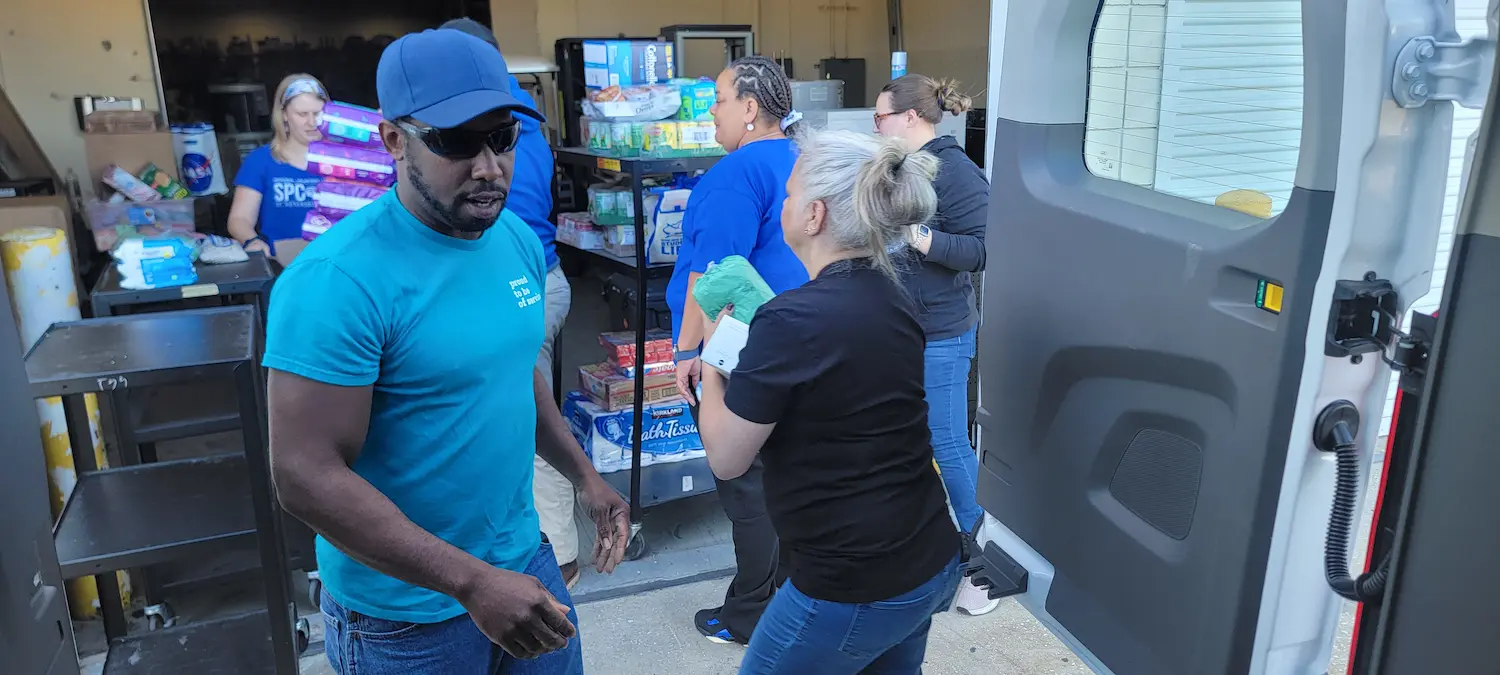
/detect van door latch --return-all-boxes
[1392,35,1495,109]
[1324,275,1429,378]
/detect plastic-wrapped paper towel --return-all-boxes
[314,179,388,220]
[307,141,396,186]
[319,102,385,150]
[171,123,230,196]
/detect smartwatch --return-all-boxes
[674,347,701,362]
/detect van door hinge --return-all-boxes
[1325,275,1430,380]
[1392,35,1495,109]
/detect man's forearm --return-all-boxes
[534,368,596,486]
[279,461,492,601]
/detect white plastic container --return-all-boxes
[171,123,229,196]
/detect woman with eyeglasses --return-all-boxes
[873,74,995,617]
[695,130,961,674]
[228,73,329,260]
[666,54,810,647]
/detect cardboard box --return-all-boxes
[583,40,675,89]
[83,132,178,198]
[578,362,679,411]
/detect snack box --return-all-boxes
[563,392,704,475]
[599,329,673,366]
[556,212,605,250]
[578,362,679,411]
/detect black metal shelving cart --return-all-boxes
[553,147,723,560]
[85,252,317,633]
[24,305,304,674]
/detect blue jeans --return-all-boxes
[320,541,583,675]
[926,327,983,532]
[738,554,961,674]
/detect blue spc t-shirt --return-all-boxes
[263,191,545,624]
[505,76,559,271]
[667,137,808,344]
[234,145,321,243]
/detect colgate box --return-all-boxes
[578,362,678,411]
[563,392,705,474]
[599,329,673,369]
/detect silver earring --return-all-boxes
[746,123,755,131]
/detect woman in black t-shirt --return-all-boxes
[695,129,962,674]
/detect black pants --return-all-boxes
[691,403,784,640]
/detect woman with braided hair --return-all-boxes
[666,54,809,645]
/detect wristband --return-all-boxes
[674,348,701,362]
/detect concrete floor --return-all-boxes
[73,271,1374,674]
[288,580,1357,675]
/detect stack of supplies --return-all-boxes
[580,72,725,159]
[302,102,395,241]
[562,393,705,475]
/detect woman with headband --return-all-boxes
[666,54,808,646]
[227,73,329,260]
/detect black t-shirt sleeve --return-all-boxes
[724,307,808,425]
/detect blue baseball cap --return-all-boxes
[376,29,543,128]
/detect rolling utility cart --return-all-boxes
[85,252,317,633]
[554,147,722,560]
[25,305,305,674]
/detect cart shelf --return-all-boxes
[54,454,256,579]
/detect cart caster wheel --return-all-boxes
[624,532,648,561]
[308,576,323,610]
[296,617,311,655]
[142,603,176,632]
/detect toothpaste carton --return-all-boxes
[563,392,704,474]
[583,40,675,89]
[578,362,679,411]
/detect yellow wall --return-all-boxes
[0,0,159,197]
[902,0,990,99]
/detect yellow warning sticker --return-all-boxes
[180,283,221,299]
[596,157,622,172]
[1256,280,1284,314]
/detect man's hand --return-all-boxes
[457,566,576,660]
[243,238,270,255]
[577,476,630,573]
[674,357,701,405]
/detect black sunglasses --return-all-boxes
[399,119,521,159]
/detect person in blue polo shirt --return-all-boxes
[440,16,587,593]
[666,54,809,646]
[263,29,629,674]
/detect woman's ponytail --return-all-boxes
[796,130,939,285]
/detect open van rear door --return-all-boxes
[973,0,1477,673]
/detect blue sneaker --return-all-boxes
[694,607,745,645]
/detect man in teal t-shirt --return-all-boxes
[263,29,628,674]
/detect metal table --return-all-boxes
[25,306,303,674]
[553,147,723,559]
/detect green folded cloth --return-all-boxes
[692,255,776,324]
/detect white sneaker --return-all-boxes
[954,575,1001,616]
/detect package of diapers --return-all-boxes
[314,179,388,220]
[319,102,385,150]
[301,211,335,241]
[562,392,704,474]
[307,141,396,187]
